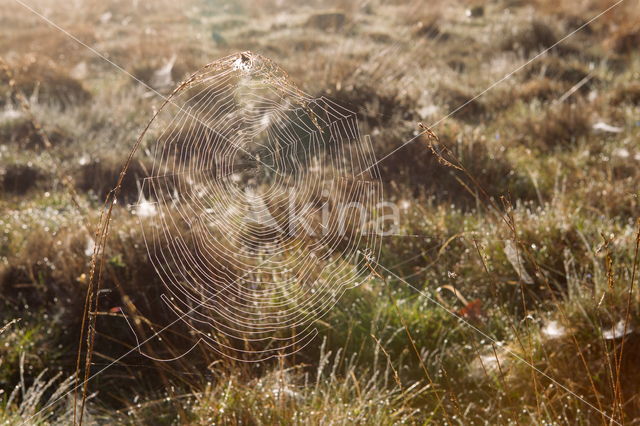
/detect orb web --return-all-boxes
[135,52,383,361]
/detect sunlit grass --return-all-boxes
[1,0,640,423]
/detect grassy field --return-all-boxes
[1,0,640,424]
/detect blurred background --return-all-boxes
[1,0,640,423]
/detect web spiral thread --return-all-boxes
[134,52,383,361]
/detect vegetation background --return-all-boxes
[1,0,639,424]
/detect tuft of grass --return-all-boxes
[518,101,592,150]
[1,57,91,108]
[501,19,558,56]
[125,339,431,425]
[1,0,640,423]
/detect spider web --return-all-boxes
[132,52,383,361]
